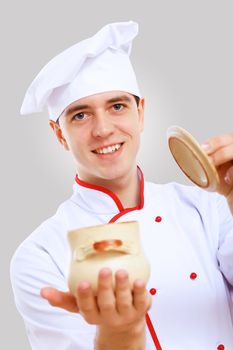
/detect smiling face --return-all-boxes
[50,91,144,186]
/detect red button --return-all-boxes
[217,345,225,350]
[150,288,157,295]
[155,216,162,222]
[190,272,197,280]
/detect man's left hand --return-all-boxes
[202,133,233,215]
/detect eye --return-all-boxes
[112,103,124,111]
[72,112,87,121]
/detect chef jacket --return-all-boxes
[10,169,233,350]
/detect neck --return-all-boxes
[78,166,141,208]
[106,168,140,208]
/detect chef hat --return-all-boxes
[20,21,141,121]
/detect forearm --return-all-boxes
[94,320,146,350]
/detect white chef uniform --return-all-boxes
[10,168,233,350]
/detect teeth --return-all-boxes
[95,143,122,154]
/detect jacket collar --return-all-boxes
[71,167,145,215]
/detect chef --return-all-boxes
[10,21,233,350]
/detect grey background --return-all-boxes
[1,0,232,348]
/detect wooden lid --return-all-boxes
[167,126,219,191]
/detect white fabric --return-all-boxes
[10,177,233,349]
[20,21,141,121]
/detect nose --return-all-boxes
[92,113,115,138]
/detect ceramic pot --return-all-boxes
[67,221,150,296]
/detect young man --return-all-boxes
[11,21,233,350]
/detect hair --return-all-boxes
[133,95,140,106]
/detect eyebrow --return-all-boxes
[64,94,132,116]
[64,104,89,117]
[107,95,132,104]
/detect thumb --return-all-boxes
[224,164,233,185]
[41,287,79,313]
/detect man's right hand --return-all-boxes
[41,268,151,349]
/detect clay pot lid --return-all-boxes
[167,125,219,192]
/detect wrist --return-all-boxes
[95,319,146,350]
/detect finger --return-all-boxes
[202,133,233,155]
[115,269,133,315]
[133,280,151,313]
[40,287,79,313]
[208,145,233,167]
[225,164,233,186]
[97,268,117,319]
[76,282,100,324]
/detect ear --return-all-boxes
[137,98,145,132]
[49,120,69,150]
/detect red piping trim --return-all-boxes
[75,176,124,212]
[75,166,144,214]
[146,313,162,350]
[109,207,139,223]
[137,166,144,209]
[109,168,144,223]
